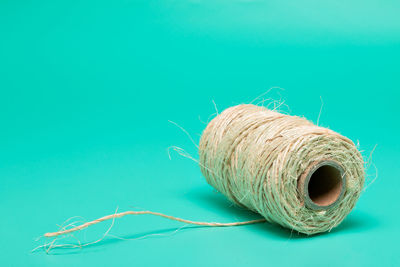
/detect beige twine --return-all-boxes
[40,103,365,248]
[43,211,266,237]
[199,104,364,234]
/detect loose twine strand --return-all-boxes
[44,211,266,238]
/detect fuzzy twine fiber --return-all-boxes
[199,104,365,234]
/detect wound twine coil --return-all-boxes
[199,104,364,234]
[40,103,365,247]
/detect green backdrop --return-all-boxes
[1,1,399,266]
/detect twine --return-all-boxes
[40,103,365,247]
[199,104,364,234]
[43,211,266,237]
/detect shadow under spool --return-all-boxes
[298,160,346,210]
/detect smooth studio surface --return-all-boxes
[0,1,399,266]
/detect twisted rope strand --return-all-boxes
[44,211,266,237]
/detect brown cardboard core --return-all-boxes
[298,160,346,210]
[307,165,343,206]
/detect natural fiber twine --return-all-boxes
[199,104,365,234]
[37,103,366,252]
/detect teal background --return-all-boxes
[1,1,399,266]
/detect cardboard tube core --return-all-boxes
[298,161,345,210]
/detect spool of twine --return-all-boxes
[39,103,365,251]
[199,104,364,234]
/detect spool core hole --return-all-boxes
[307,165,343,206]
